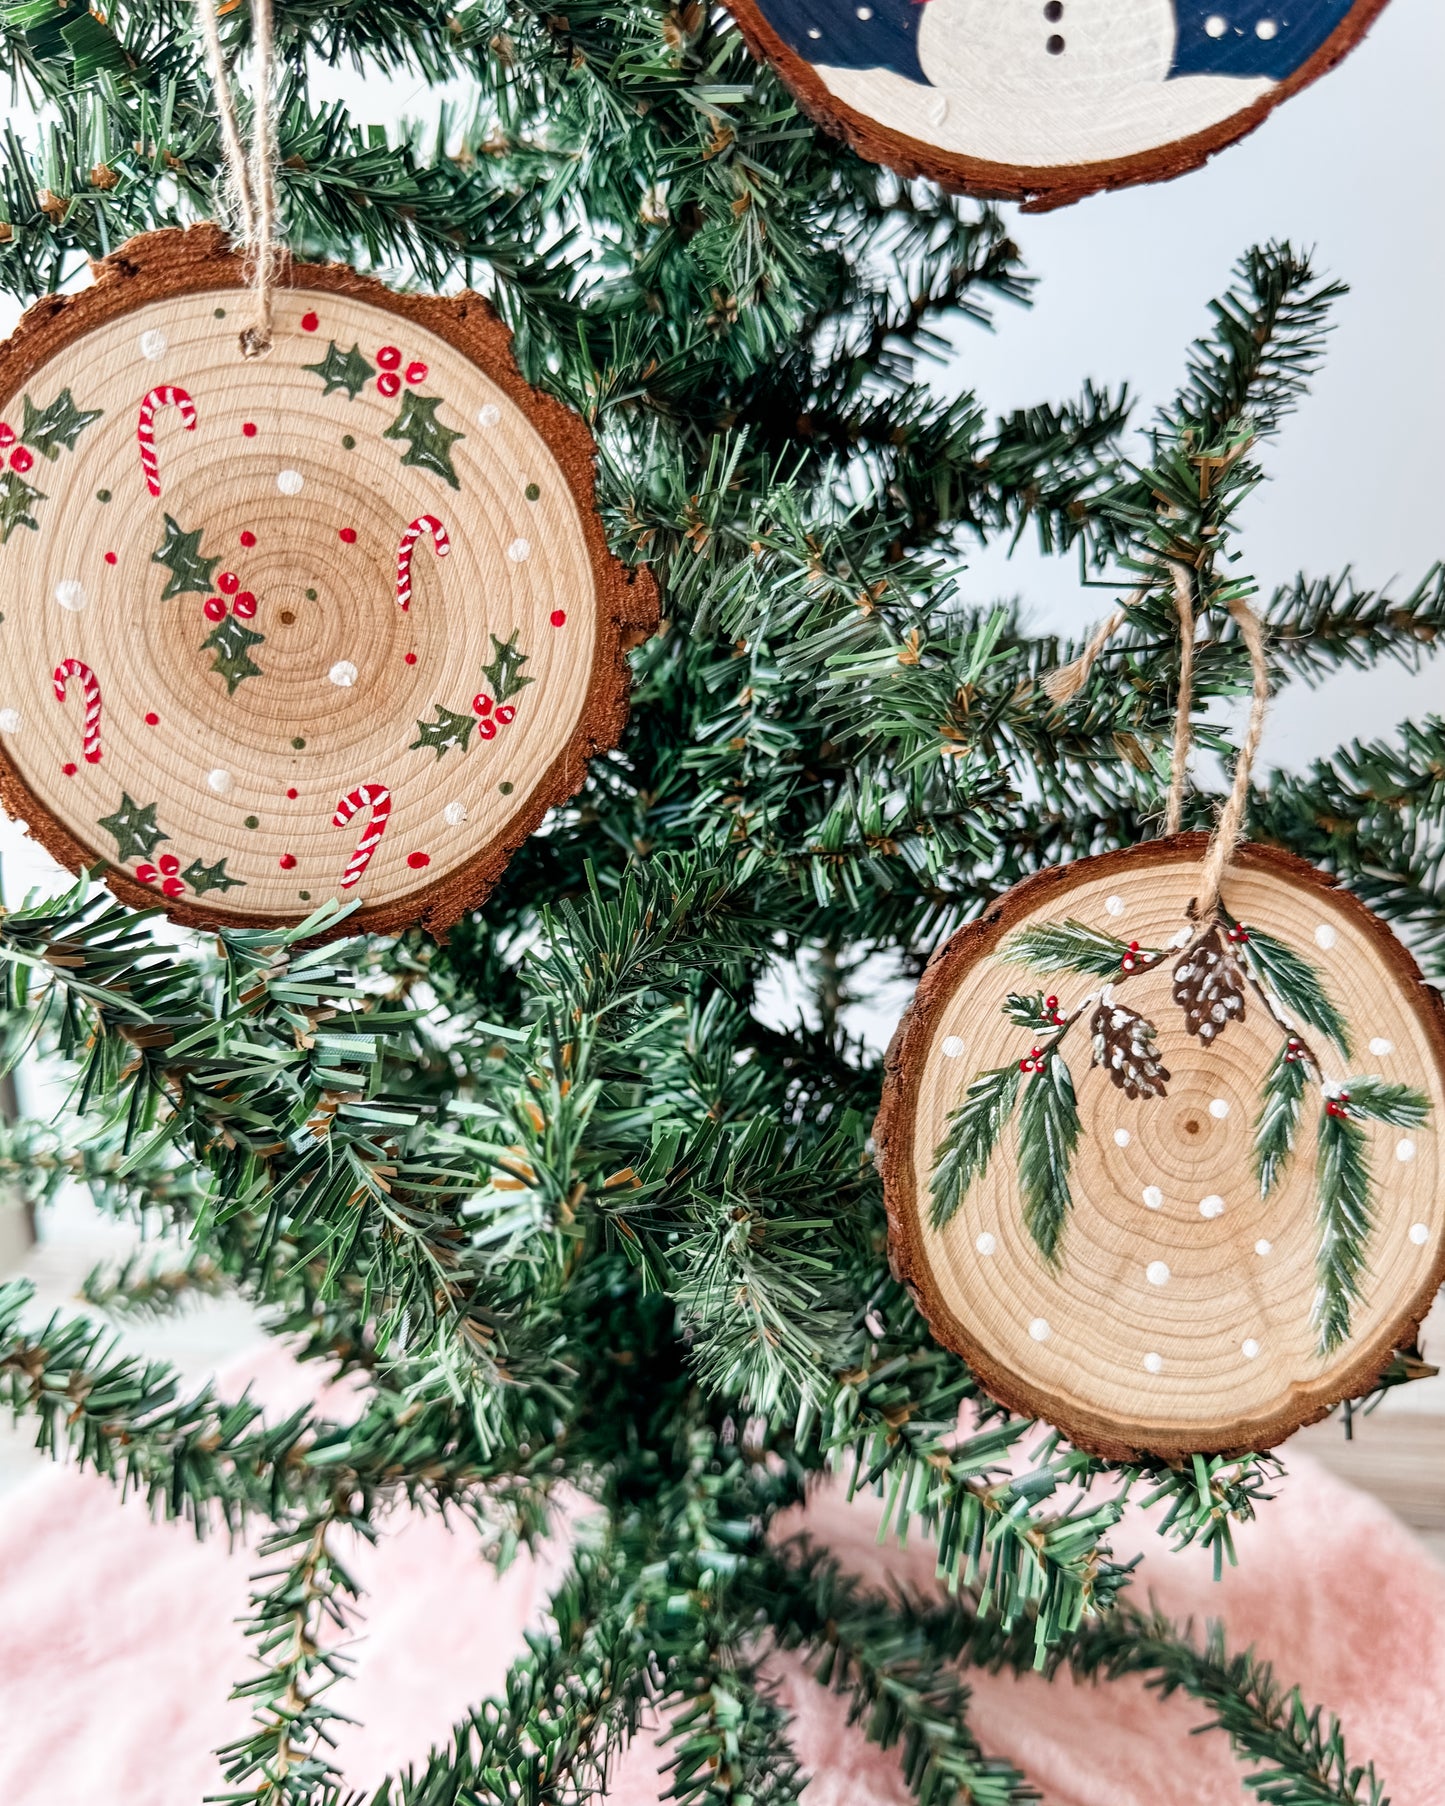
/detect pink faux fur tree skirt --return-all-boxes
[0,1340,1441,1804]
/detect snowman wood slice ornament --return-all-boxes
[876,836,1445,1459]
[0,225,657,936]
[726,0,1389,207]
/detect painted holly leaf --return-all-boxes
[0,468,45,543]
[20,388,103,459]
[1235,922,1351,1060]
[482,631,533,704]
[1089,1000,1169,1100]
[930,1062,1021,1230]
[383,392,464,489]
[1017,1050,1080,1265]
[98,792,166,862]
[303,340,374,401]
[153,514,221,599]
[182,855,245,895]
[410,703,475,759]
[1172,924,1246,1045]
[1313,1105,1371,1356]
[203,614,265,693]
[1004,920,1158,981]
[1255,1043,1307,1197]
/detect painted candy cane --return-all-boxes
[136,385,197,498]
[395,514,450,610]
[332,783,391,888]
[52,659,102,764]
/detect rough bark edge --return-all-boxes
[0,223,659,943]
[723,0,1391,210]
[874,833,1445,1460]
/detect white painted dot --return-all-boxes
[443,800,467,827]
[54,578,87,612]
[277,468,304,495]
[1028,1317,1050,1342]
[1104,894,1125,917]
[139,327,168,360]
[855,5,872,16]
[1169,926,1193,948]
[1242,1338,1261,1360]
[477,404,501,427]
[1143,1352,1163,1374]
[1396,1139,1417,1164]
[807,24,820,35]
[1208,1098,1230,1119]
[329,660,358,687]
[206,768,232,794]
[1314,923,1337,951]
[1369,1038,1394,1057]
[506,537,531,562]
[1409,1223,1430,1246]
[1113,1128,1131,1148]
[1255,16,1277,37]
[1146,1260,1170,1287]
[975,1232,997,1256]
[1199,1194,1225,1219]
[1255,1239,1272,1256]
[1143,1185,1163,1211]
[941,1035,965,1059]
[0,709,20,734]
[1205,13,1227,35]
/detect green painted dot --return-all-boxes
[304,588,317,601]
[244,815,259,829]
[298,890,311,900]
[96,488,111,503]
[291,736,306,750]
[341,434,355,450]
[524,482,540,502]
[498,781,514,795]
[213,307,226,319]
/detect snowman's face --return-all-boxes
[730,0,1375,201]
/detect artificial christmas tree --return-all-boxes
[0,0,1439,1800]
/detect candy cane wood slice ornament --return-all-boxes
[724,0,1390,209]
[0,225,658,937]
[875,836,1445,1460]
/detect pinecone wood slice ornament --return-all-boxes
[723,0,1390,209]
[0,226,658,937]
[876,834,1445,1459]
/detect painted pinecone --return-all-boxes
[1089,1000,1171,1099]
[1172,925,1247,1043]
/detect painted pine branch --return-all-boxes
[929,1064,1021,1229]
[1255,1043,1308,1197]
[1312,1108,1373,1356]
[1237,925,1351,1059]
[1003,919,1157,981]
[1017,1053,1081,1265]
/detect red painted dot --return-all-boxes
[405,360,428,385]
[144,711,159,726]
[376,371,401,398]
[279,853,297,870]
[495,704,516,727]
[472,692,493,717]
[61,761,77,777]
[301,311,320,332]
[240,530,256,547]
[218,571,239,594]
[338,527,357,544]
[158,854,180,876]
[285,787,298,800]
[477,718,498,741]
[135,863,158,884]
[232,591,257,618]
[406,851,431,869]
[403,651,417,665]
[104,551,118,566]
[376,345,401,370]
[242,422,257,438]
[550,609,566,627]
[203,597,226,621]
[162,876,185,898]
[10,447,32,472]
[0,423,13,447]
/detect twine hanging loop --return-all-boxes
[195,0,278,357]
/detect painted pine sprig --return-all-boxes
[1231,919,1351,1059]
[1017,1050,1081,1264]
[930,1063,1021,1229]
[1006,920,1165,981]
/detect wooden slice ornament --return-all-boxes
[877,835,1445,1458]
[0,226,657,936]
[725,0,1389,208]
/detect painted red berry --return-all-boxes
[477,718,498,741]
[104,551,118,566]
[1044,995,1057,1010]
[472,693,494,717]
[377,371,401,398]
[144,711,159,726]
[0,423,12,447]
[495,704,516,727]
[279,853,297,870]
[135,863,158,884]
[242,422,258,437]
[203,597,226,621]
[301,311,320,332]
[1122,957,1136,972]
[406,851,431,869]
[338,527,357,544]
[1019,1057,1032,1073]
[61,761,77,777]
[232,591,257,618]
[158,854,180,876]
[376,345,401,370]
[404,360,427,385]
[10,447,32,472]
[240,530,257,547]
[162,876,185,898]
[218,571,239,594]
[550,609,567,627]
[404,651,417,665]
[286,787,298,800]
